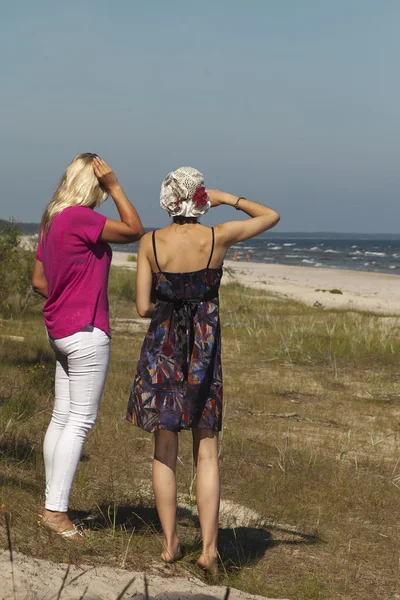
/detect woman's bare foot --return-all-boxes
[198,551,218,579]
[161,537,183,563]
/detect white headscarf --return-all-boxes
[160,166,211,218]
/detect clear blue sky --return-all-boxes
[1,0,399,232]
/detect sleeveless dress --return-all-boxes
[126,228,223,433]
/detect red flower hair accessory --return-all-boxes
[192,186,208,208]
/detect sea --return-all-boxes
[114,232,400,275]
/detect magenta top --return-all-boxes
[36,206,112,339]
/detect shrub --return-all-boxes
[0,220,41,316]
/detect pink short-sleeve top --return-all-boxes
[36,206,112,339]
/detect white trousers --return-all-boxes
[44,326,110,512]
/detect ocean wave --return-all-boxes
[309,246,320,251]
[365,251,386,257]
[314,262,324,267]
[350,251,363,255]
[268,246,282,250]
[351,245,358,248]
[302,259,315,264]
[324,249,340,254]
[283,243,296,246]
[285,254,304,258]
[389,265,398,269]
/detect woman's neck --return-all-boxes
[172,216,198,225]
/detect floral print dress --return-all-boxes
[127,229,223,433]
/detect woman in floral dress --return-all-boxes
[127,167,280,573]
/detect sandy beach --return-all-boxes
[112,251,400,315]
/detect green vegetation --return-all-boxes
[1,270,400,599]
[0,220,41,316]
[108,267,136,303]
[127,254,137,263]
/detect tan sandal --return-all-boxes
[38,515,85,541]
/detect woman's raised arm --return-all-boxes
[210,190,280,247]
[93,157,144,244]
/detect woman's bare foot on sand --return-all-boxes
[161,536,183,563]
[198,551,218,579]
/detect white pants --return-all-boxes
[44,326,110,512]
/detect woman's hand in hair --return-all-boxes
[93,157,119,192]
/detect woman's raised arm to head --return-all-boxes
[93,157,145,244]
[210,190,280,248]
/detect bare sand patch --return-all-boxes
[0,549,289,600]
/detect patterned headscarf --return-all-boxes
[160,166,211,218]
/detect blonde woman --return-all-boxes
[32,154,144,538]
[127,167,280,573]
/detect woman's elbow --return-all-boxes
[136,302,150,318]
[270,211,280,227]
[32,277,42,293]
[32,281,47,297]
[126,225,145,243]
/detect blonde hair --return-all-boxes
[40,153,108,234]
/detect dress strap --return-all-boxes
[206,227,215,269]
[152,231,161,272]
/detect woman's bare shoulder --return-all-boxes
[139,231,153,243]
[138,231,154,255]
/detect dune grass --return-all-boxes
[1,267,400,599]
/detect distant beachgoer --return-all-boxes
[232,249,239,261]
[32,154,144,539]
[127,167,280,574]
[246,252,252,262]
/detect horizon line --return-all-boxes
[1,219,399,237]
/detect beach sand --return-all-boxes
[0,549,287,600]
[112,251,400,315]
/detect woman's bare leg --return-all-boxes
[192,429,220,569]
[153,430,181,561]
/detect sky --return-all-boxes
[0,0,399,233]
